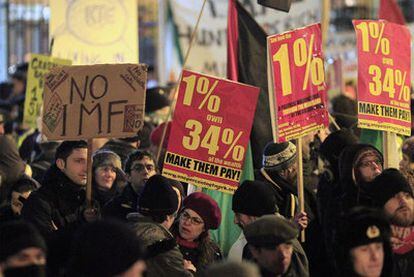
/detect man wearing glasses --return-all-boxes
[103,150,157,220]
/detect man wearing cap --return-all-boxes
[0,221,47,277]
[244,214,303,277]
[128,174,194,276]
[370,168,414,276]
[230,180,309,276]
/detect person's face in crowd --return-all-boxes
[250,243,293,275]
[356,153,382,182]
[234,213,256,230]
[127,157,156,190]
[11,78,25,95]
[399,154,413,172]
[384,192,414,227]
[350,242,384,277]
[279,164,297,185]
[57,148,88,186]
[94,166,116,191]
[1,247,46,269]
[0,122,4,135]
[179,209,205,241]
[11,190,32,215]
[119,260,146,277]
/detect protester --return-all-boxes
[334,207,393,277]
[0,175,38,222]
[338,144,383,213]
[92,150,125,208]
[399,136,414,191]
[0,221,47,277]
[244,214,302,277]
[128,174,194,276]
[67,220,146,277]
[103,150,157,220]
[171,192,222,270]
[370,168,414,276]
[230,180,309,276]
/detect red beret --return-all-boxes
[150,121,171,148]
[183,192,221,230]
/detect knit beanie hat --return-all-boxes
[183,192,221,230]
[262,141,296,171]
[92,150,125,179]
[68,220,144,277]
[370,168,413,207]
[0,221,46,262]
[139,175,179,216]
[402,137,414,162]
[232,180,279,217]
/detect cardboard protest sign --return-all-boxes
[42,64,147,140]
[267,23,329,142]
[49,0,138,64]
[354,20,411,136]
[162,70,259,193]
[23,54,72,129]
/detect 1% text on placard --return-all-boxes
[272,34,325,96]
[179,74,245,162]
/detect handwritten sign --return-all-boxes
[23,54,71,129]
[162,70,259,193]
[354,20,411,136]
[42,64,147,140]
[267,23,329,142]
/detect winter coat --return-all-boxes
[103,183,139,221]
[128,213,193,277]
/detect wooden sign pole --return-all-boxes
[86,138,93,206]
[296,137,305,242]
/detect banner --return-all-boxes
[23,54,71,129]
[162,70,259,193]
[167,0,320,78]
[49,0,138,65]
[354,20,411,136]
[42,64,147,140]
[267,23,329,142]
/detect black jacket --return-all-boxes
[103,183,139,221]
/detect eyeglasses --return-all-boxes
[131,164,155,172]
[180,211,204,225]
[359,159,382,168]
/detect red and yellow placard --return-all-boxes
[267,23,329,142]
[354,20,411,136]
[162,70,259,193]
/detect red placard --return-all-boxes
[267,23,329,142]
[162,70,259,193]
[354,20,411,136]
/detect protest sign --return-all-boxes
[162,70,259,193]
[23,54,71,129]
[267,23,329,142]
[49,0,138,64]
[42,64,147,140]
[354,20,411,136]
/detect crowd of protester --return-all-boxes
[0,64,414,277]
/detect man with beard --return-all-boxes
[370,168,414,277]
[229,180,309,276]
[103,150,157,220]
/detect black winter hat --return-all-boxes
[370,168,413,207]
[139,175,179,216]
[232,180,278,216]
[262,141,296,171]
[67,220,144,277]
[0,221,46,262]
[319,129,358,165]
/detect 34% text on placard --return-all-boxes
[180,74,245,162]
[272,34,325,96]
[355,21,410,101]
